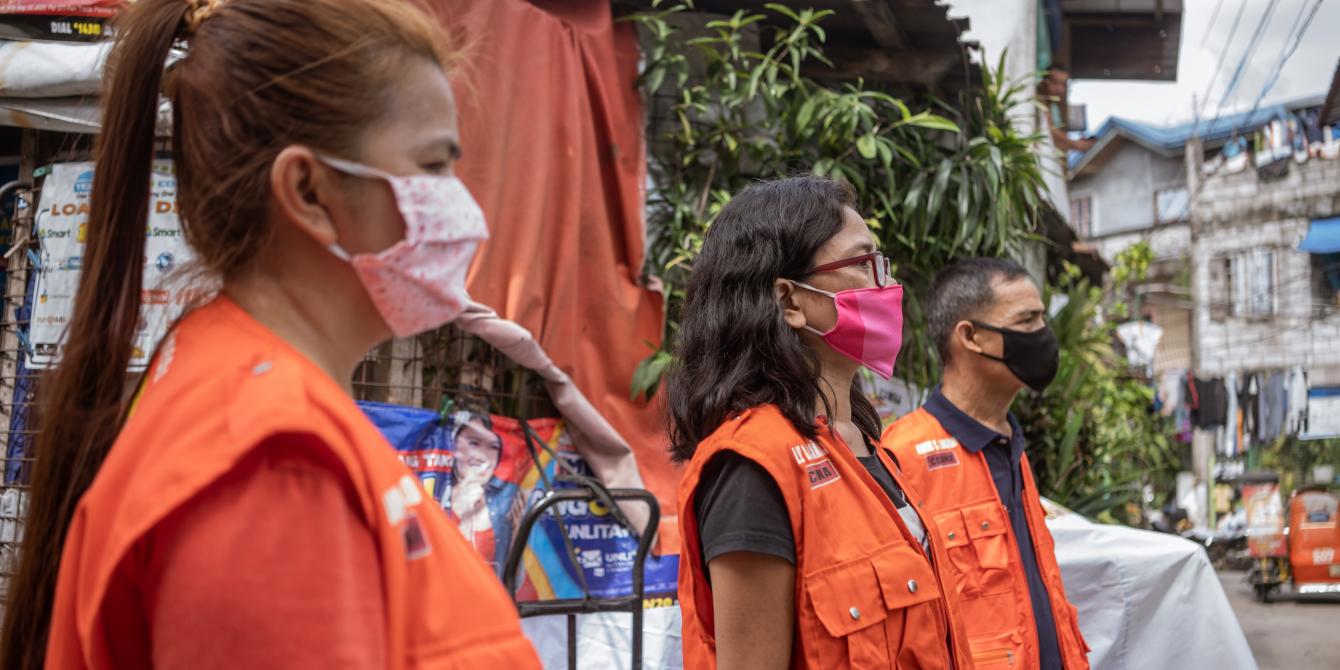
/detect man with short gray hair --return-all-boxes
[883,258,1090,670]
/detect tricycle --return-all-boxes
[1241,472,1288,602]
[1287,485,1340,597]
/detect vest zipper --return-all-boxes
[974,647,1016,667]
[970,449,1039,668]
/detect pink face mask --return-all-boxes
[795,282,905,379]
[319,156,488,338]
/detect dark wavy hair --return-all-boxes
[667,175,882,461]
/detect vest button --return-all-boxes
[907,579,918,593]
[981,521,990,530]
[947,531,957,540]
[849,607,860,620]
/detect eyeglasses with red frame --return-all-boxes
[805,252,896,288]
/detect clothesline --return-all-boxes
[1155,366,1310,457]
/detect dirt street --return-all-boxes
[1217,570,1340,669]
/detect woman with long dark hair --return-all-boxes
[668,176,971,669]
[0,0,538,667]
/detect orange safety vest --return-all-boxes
[882,409,1090,670]
[677,405,974,669]
[45,297,540,669]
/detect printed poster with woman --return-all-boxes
[359,401,679,600]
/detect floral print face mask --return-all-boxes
[319,155,488,338]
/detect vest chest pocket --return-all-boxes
[933,509,976,595]
[804,543,941,669]
[961,501,1014,595]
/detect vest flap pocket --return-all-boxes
[870,542,940,609]
[934,509,969,548]
[970,630,1025,669]
[963,501,1008,540]
[805,554,890,637]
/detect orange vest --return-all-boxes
[45,298,540,669]
[882,409,1090,670]
[677,405,974,669]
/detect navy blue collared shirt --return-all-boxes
[923,387,1063,670]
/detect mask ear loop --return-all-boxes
[316,154,394,181]
[966,320,1008,362]
[788,280,837,337]
[314,155,393,261]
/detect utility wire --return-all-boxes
[1195,0,1251,136]
[1201,0,1229,50]
[1203,0,1286,139]
[1236,0,1325,134]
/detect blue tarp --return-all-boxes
[1299,217,1340,254]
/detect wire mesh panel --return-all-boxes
[354,326,558,420]
[0,179,37,606]
[0,129,52,606]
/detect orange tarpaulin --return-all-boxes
[438,0,678,550]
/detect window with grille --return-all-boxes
[1070,194,1093,239]
[1226,249,1276,317]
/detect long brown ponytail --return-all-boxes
[0,0,452,665]
[1,2,189,665]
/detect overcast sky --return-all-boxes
[1069,0,1340,131]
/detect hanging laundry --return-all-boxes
[1159,370,1185,418]
[1239,374,1259,447]
[1178,372,1199,442]
[1257,372,1289,443]
[1286,367,1309,435]
[1221,372,1240,457]
[1236,406,1245,457]
[1116,320,1164,374]
[1193,376,1228,429]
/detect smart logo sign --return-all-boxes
[28,161,196,371]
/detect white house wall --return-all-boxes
[1071,141,1186,237]
[948,0,1073,230]
[1091,221,1191,265]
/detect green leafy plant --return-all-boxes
[1015,245,1181,523]
[628,1,1047,399]
[1259,436,1340,493]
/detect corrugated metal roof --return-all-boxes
[1069,93,1328,175]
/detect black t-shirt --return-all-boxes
[693,448,925,578]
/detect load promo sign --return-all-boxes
[0,1,122,42]
[30,161,195,371]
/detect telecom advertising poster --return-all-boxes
[29,160,195,371]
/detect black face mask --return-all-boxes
[970,321,1059,392]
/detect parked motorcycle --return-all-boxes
[1242,472,1288,602]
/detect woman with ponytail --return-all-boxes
[0,0,540,667]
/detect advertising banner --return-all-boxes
[29,160,195,371]
[1243,481,1287,558]
[0,1,121,42]
[358,401,679,601]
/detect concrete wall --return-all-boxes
[947,0,1037,133]
[1192,157,1340,378]
[1091,221,1190,265]
[947,1,1072,224]
[1150,301,1193,373]
[1070,141,1185,237]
